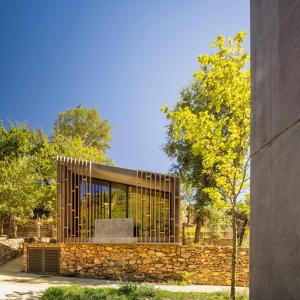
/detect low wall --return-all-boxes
[3,220,54,238]
[25,243,248,286]
[0,238,24,266]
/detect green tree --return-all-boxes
[0,156,39,237]
[33,105,113,217]
[0,122,38,233]
[163,32,250,300]
[53,104,112,153]
[0,122,33,161]
[163,84,215,243]
[0,105,113,233]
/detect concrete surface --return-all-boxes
[250,0,300,299]
[93,218,136,243]
[0,257,248,299]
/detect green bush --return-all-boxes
[118,282,160,300]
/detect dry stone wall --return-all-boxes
[58,243,248,286]
[0,238,24,266]
[3,221,54,238]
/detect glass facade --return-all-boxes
[83,179,174,242]
[90,180,110,237]
[111,183,127,219]
[127,187,171,242]
[57,157,179,244]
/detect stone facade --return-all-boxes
[0,238,24,266]
[25,243,248,286]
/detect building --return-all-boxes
[56,156,180,244]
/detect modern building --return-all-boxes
[56,156,180,244]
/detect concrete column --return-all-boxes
[250,1,300,299]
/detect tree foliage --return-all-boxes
[0,105,113,230]
[53,104,112,152]
[163,79,217,243]
[163,32,250,300]
[0,157,38,221]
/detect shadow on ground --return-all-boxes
[4,290,43,300]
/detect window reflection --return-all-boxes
[111,183,127,219]
[87,179,173,241]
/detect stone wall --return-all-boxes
[24,243,248,286]
[3,220,54,238]
[0,238,24,266]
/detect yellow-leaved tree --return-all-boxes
[163,32,250,300]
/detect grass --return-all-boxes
[41,283,249,300]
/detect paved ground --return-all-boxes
[0,257,248,299]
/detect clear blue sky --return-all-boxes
[0,1,249,173]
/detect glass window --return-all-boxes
[128,186,171,242]
[111,183,127,219]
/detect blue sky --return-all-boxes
[0,1,249,172]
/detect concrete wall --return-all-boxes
[250,1,300,299]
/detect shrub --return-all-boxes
[118,282,161,300]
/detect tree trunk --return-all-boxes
[194,216,202,244]
[0,218,3,235]
[12,216,17,238]
[238,219,248,247]
[182,223,186,245]
[187,205,191,224]
[231,208,237,300]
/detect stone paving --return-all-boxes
[0,257,248,299]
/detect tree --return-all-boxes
[53,104,112,153]
[34,106,113,218]
[0,122,33,161]
[163,32,250,300]
[0,122,39,233]
[0,106,114,233]
[0,157,39,237]
[163,87,215,243]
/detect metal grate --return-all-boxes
[44,249,60,274]
[28,249,43,273]
[28,248,60,274]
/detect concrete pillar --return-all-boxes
[250,1,300,299]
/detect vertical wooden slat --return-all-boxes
[70,158,73,243]
[140,171,143,243]
[163,174,166,243]
[89,161,92,242]
[159,173,161,243]
[85,160,88,243]
[100,186,102,219]
[66,158,69,242]
[77,159,80,242]
[109,182,112,219]
[154,173,157,242]
[173,175,176,243]
[56,157,60,242]
[168,175,171,243]
[126,185,129,218]
[61,157,65,243]
[135,170,138,243]
[175,177,180,243]
[83,160,86,242]
[149,173,152,243]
